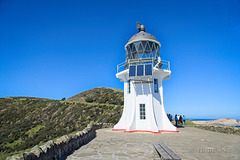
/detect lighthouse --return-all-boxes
[113,23,177,133]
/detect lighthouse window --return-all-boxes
[152,43,156,51]
[127,45,131,52]
[141,41,147,50]
[137,65,144,76]
[129,66,136,77]
[134,41,140,51]
[145,64,152,76]
[149,41,154,50]
[128,80,131,94]
[154,79,158,93]
[129,64,153,77]
[140,104,146,120]
[131,43,136,52]
[145,42,151,51]
[138,43,143,51]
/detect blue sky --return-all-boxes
[0,0,239,119]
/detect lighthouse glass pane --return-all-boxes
[133,53,138,59]
[140,104,146,120]
[149,41,153,51]
[155,44,158,51]
[127,45,131,53]
[131,43,136,52]
[141,41,147,50]
[137,65,144,76]
[134,41,140,51]
[145,64,152,76]
[154,79,158,93]
[129,66,136,77]
[145,42,150,51]
[152,43,156,52]
[138,42,143,51]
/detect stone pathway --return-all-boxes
[66,127,240,160]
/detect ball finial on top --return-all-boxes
[136,22,145,32]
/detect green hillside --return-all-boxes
[67,87,124,105]
[0,88,123,158]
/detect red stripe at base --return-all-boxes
[112,129,178,133]
[160,130,179,133]
[112,129,126,131]
[124,130,161,134]
[112,129,160,134]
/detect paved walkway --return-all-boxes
[66,127,240,160]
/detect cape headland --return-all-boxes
[192,118,240,127]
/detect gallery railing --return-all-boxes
[117,58,170,73]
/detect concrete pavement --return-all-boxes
[66,127,240,160]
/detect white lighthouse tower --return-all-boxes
[113,23,177,133]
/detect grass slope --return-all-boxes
[67,87,124,105]
[0,88,123,157]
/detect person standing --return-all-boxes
[183,115,186,125]
[175,114,178,126]
[169,114,172,122]
[179,115,183,125]
[167,114,170,121]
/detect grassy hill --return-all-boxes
[67,87,124,105]
[0,87,123,158]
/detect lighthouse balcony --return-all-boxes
[117,59,170,73]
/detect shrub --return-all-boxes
[85,97,93,103]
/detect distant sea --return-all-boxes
[187,118,240,128]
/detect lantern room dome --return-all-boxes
[128,31,157,43]
[125,23,161,62]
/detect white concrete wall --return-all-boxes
[113,70,128,130]
[114,67,177,133]
[153,68,177,131]
[133,82,158,132]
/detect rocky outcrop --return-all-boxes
[194,125,240,136]
[6,122,114,160]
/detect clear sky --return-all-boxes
[0,0,239,119]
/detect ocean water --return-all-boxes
[230,125,240,128]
